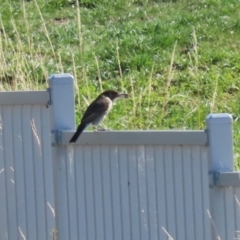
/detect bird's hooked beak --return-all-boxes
[117,93,128,99]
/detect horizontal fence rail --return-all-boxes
[0,90,49,105]
[57,130,207,146]
[213,171,240,187]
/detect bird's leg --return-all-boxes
[100,124,112,131]
[93,126,105,132]
[94,125,111,132]
[98,125,107,131]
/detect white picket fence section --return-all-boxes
[0,74,240,240]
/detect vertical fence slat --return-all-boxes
[22,106,37,240]
[155,146,167,240]
[3,106,18,240]
[137,146,149,240]
[210,187,225,239]
[224,187,235,240]
[234,188,240,238]
[0,106,8,240]
[54,147,69,240]
[66,146,78,240]
[93,146,105,240]
[12,106,27,240]
[84,146,96,240]
[32,106,47,240]
[182,146,195,240]
[192,146,205,240]
[110,146,122,240]
[119,146,131,240]
[201,147,211,240]
[164,146,176,239]
[75,146,87,240]
[101,146,113,240]
[173,146,185,240]
[145,146,158,240]
[128,147,141,240]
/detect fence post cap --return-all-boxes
[206,113,232,125]
[49,74,74,84]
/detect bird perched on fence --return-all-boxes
[69,90,128,143]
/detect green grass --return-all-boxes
[1,0,240,168]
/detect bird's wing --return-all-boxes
[81,97,109,124]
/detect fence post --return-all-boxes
[206,113,234,173]
[48,73,75,132]
[48,74,75,240]
[206,113,234,240]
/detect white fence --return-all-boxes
[0,91,55,239]
[0,74,240,240]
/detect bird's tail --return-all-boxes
[69,123,86,143]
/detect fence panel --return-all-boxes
[0,91,56,240]
[53,142,211,240]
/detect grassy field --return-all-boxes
[1,0,240,167]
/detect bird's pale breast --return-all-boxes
[92,96,112,126]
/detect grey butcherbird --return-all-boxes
[69,90,128,143]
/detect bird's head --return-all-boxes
[102,90,128,101]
